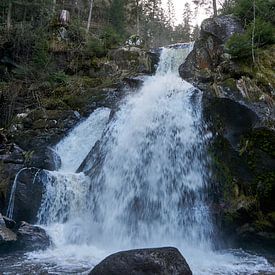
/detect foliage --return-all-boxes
[224,0,275,60]
[85,37,106,57]
[225,33,252,59]
[67,20,86,44]
[100,27,122,49]
[225,18,275,59]
[247,19,275,47]
[48,71,68,85]
[231,0,275,25]
[109,0,126,38]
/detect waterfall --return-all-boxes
[28,45,274,275]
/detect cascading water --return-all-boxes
[10,45,274,275]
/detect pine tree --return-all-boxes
[182,3,192,41]
[166,0,175,28]
[193,0,218,17]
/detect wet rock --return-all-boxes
[0,144,25,165]
[16,222,51,251]
[109,47,154,75]
[90,247,192,275]
[27,147,61,171]
[0,213,17,244]
[0,144,25,211]
[2,215,16,229]
[0,224,17,244]
[203,96,259,148]
[8,168,47,223]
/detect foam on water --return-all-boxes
[20,46,275,275]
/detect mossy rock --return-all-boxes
[41,97,69,110]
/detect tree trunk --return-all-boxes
[136,0,140,36]
[86,0,93,35]
[7,0,12,30]
[53,0,56,15]
[213,0,217,17]
[251,0,256,63]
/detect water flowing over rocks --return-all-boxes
[6,168,47,223]
[179,15,275,246]
[90,247,192,275]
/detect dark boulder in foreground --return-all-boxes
[90,247,192,275]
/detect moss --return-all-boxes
[254,219,274,232]
[41,97,69,110]
[268,212,275,225]
[236,45,275,99]
[254,172,275,211]
[221,78,238,91]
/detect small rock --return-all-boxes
[0,225,17,244]
[0,213,17,244]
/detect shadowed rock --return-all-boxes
[90,247,192,275]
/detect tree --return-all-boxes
[7,0,12,30]
[193,0,218,17]
[166,0,175,28]
[192,24,200,41]
[86,0,94,35]
[182,3,192,41]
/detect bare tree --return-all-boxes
[213,0,217,17]
[86,0,94,35]
[7,0,12,30]
[251,0,256,63]
[193,0,218,17]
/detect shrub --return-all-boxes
[225,18,275,59]
[247,19,275,47]
[231,0,275,25]
[225,33,252,59]
[48,71,68,85]
[85,37,106,58]
[100,26,122,49]
[67,20,86,44]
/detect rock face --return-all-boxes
[109,47,157,75]
[179,15,243,84]
[179,15,275,246]
[90,247,192,275]
[7,168,48,223]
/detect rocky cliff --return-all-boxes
[179,15,275,247]
[0,44,158,220]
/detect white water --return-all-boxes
[55,107,111,173]
[25,46,274,274]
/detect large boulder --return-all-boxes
[109,47,156,75]
[0,213,17,244]
[6,168,48,223]
[90,247,192,275]
[16,222,51,251]
[203,96,259,148]
[179,15,243,83]
[26,147,61,171]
